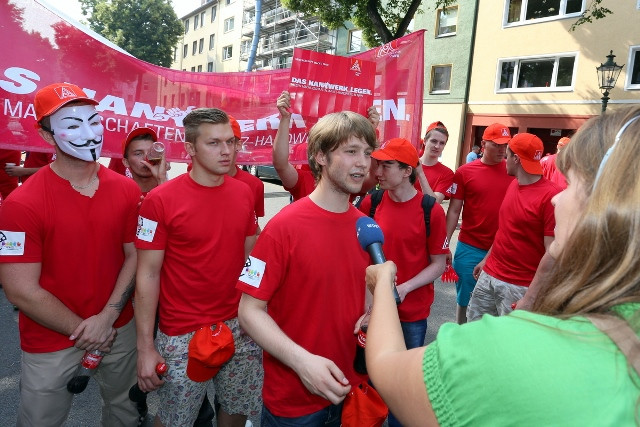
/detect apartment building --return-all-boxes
[171,0,243,73]
[463,0,639,163]
[171,0,365,74]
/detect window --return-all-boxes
[498,54,577,91]
[209,34,215,50]
[207,62,214,72]
[241,40,251,56]
[197,65,203,72]
[184,19,189,34]
[173,47,177,61]
[430,65,452,93]
[436,6,458,36]
[211,6,217,22]
[191,66,196,72]
[224,17,234,32]
[223,45,233,60]
[183,44,188,58]
[199,38,204,54]
[201,12,206,26]
[506,0,583,24]
[626,46,640,89]
[348,30,362,53]
[225,0,233,4]
[192,41,197,55]
[194,13,199,29]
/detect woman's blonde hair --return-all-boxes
[534,106,640,316]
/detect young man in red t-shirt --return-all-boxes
[121,127,169,195]
[541,136,570,189]
[135,108,261,427]
[358,137,448,427]
[467,133,561,320]
[446,123,515,324]
[415,121,454,204]
[0,82,141,425]
[237,111,377,425]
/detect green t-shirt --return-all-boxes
[423,306,640,426]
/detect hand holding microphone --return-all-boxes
[356,216,401,305]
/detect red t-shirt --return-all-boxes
[541,154,567,189]
[232,166,265,217]
[414,162,454,199]
[0,149,21,199]
[0,165,140,352]
[285,168,316,201]
[21,151,54,183]
[108,157,128,176]
[237,197,369,417]
[484,178,560,286]
[359,191,449,321]
[447,161,514,250]
[136,173,258,336]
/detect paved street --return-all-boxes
[0,178,458,425]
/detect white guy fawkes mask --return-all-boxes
[49,104,104,161]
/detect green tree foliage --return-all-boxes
[570,0,613,31]
[79,0,183,67]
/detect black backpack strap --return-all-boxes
[421,194,437,237]
[369,189,384,218]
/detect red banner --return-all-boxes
[289,48,375,122]
[1,0,424,164]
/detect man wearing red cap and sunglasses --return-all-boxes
[0,82,141,425]
[446,123,515,324]
[415,121,454,204]
[467,133,561,321]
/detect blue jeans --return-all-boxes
[387,319,428,427]
[400,318,428,349]
[261,402,344,427]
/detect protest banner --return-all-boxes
[1,0,424,163]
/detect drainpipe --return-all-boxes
[459,0,480,166]
[246,0,262,71]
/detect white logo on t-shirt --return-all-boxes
[448,183,457,195]
[239,255,266,288]
[0,230,25,256]
[136,216,158,243]
[442,237,450,250]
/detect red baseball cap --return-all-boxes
[34,83,98,124]
[227,115,241,140]
[187,323,235,382]
[557,137,571,147]
[122,127,158,156]
[482,123,511,144]
[372,138,419,167]
[509,133,544,175]
[426,121,447,134]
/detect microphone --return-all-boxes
[356,216,401,304]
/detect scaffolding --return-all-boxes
[240,0,335,70]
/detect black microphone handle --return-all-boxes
[367,243,401,305]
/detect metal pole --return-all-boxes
[601,89,610,113]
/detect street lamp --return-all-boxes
[596,50,624,113]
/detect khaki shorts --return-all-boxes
[155,317,263,426]
[467,271,527,322]
[18,319,138,427]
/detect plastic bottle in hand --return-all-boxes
[129,363,167,425]
[67,349,104,394]
[353,309,371,375]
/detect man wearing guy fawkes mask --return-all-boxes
[0,83,142,425]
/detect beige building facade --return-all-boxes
[464,0,639,162]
